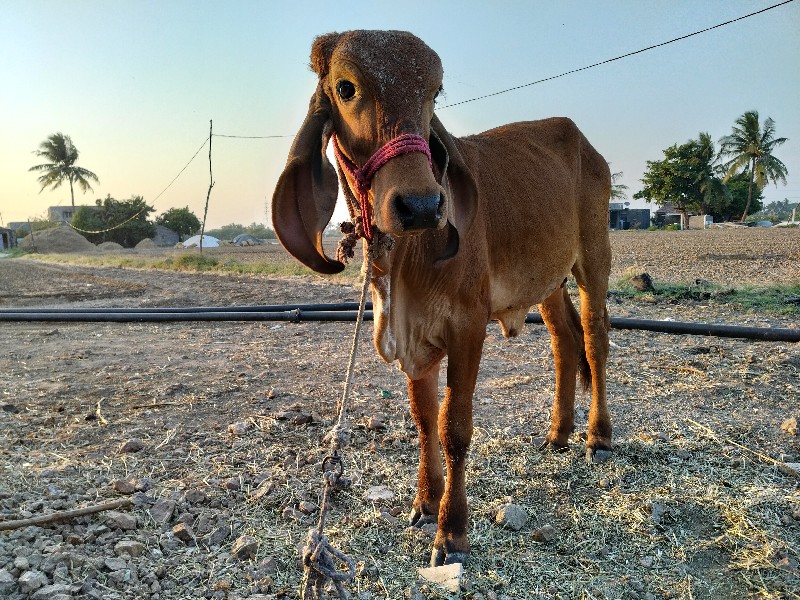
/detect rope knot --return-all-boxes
[301,529,356,599]
[331,132,432,242]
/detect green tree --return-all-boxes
[718,111,789,222]
[244,222,276,239]
[634,133,732,226]
[753,198,797,223]
[29,133,100,208]
[72,195,155,247]
[635,137,706,228]
[722,172,764,222]
[205,222,277,240]
[156,207,201,241]
[205,223,246,240]
[692,132,730,218]
[610,171,629,201]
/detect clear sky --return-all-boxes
[1,0,798,230]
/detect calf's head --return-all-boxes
[272,30,477,274]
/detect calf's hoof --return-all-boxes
[430,547,468,567]
[537,438,569,453]
[586,447,613,464]
[409,507,438,528]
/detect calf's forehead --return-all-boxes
[331,30,443,94]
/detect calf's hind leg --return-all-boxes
[573,245,612,461]
[539,284,585,449]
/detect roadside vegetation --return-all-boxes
[9,247,363,282]
[8,246,797,316]
[612,268,799,315]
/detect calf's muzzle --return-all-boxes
[395,193,444,231]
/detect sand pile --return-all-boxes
[97,241,124,251]
[135,238,156,249]
[19,225,95,253]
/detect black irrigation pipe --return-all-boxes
[1,303,798,342]
[0,302,365,314]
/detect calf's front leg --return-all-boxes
[431,333,483,566]
[408,362,444,527]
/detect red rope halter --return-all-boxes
[331,133,432,241]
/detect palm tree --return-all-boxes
[693,132,730,216]
[29,133,100,208]
[610,171,629,201]
[718,111,788,222]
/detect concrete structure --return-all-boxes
[48,205,85,223]
[0,227,17,249]
[7,222,31,235]
[152,224,179,246]
[688,215,713,230]
[654,203,686,228]
[609,203,650,230]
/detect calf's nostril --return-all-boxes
[394,194,443,230]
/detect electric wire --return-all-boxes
[439,0,796,109]
[67,135,210,235]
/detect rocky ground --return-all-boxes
[0,228,798,600]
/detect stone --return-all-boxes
[775,555,799,572]
[631,272,654,292]
[135,477,154,492]
[363,485,395,503]
[184,489,207,504]
[208,525,231,547]
[114,540,145,557]
[148,499,176,524]
[119,439,144,453]
[106,511,137,530]
[18,570,48,594]
[650,502,668,525]
[172,522,195,543]
[781,417,798,436]
[31,583,74,600]
[377,511,399,526]
[228,421,252,436]
[417,562,462,594]
[41,551,66,574]
[104,557,128,571]
[112,478,136,494]
[495,503,528,531]
[282,507,305,521]
[366,415,387,430]
[224,477,241,491]
[291,412,313,425]
[231,535,258,560]
[250,481,274,501]
[0,569,14,595]
[298,501,318,515]
[531,524,557,543]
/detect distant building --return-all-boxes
[653,202,686,228]
[0,227,17,249]
[7,222,31,235]
[152,224,179,246]
[608,203,650,230]
[49,205,91,223]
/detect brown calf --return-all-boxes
[272,30,612,567]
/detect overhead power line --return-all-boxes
[213,134,294,139]
[439,0,796,108]
[150,135,210,203]
[69,135,211,235]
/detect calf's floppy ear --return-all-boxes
[429,114,478,260]
[271,83,343,274]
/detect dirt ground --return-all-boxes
[0,228,798,600]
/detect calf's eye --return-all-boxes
[336,80,356,101]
